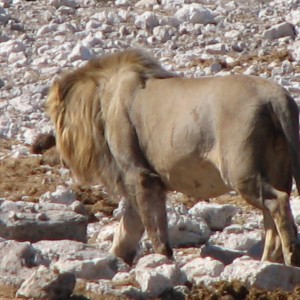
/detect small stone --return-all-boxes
[135,254,185,297]
[36,24,58,36]
[189,202,240,231]
[50,0,78,8]
[68,44,93,62]
[153,26,175,43]
[263,22,296,40]
[115,0,130,6]
[205,43,227,55]
[182,257,224,282]
[210,62,223,73]
[271,67,284,77]
[0,78,4,88]
[134,12,159,30]
[39,185,76,205]
[244,65,259,76]
[175,4,215,25]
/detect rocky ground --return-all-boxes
[2,0,300,299]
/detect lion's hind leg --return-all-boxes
[237,178,299,266]
[263,186,300,266]
[262,210,283,263]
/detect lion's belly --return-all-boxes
[157,155,231,199]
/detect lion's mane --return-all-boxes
[46,49,175,195]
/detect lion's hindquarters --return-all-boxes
[222,96,298,266]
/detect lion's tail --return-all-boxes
[271,89,300,195]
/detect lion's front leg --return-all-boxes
[110,200,145,265]
[135,172,173,259]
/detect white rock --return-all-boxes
[136,253,170,268]
[225,30,240,39]
[135,254,184,296]
[0,240,37,275]
[16,265,76,299]
[244,65,260,75]
[289,40,300,60]
[50,0,78,8]
[272,66,284,77]
[95,222,118,249]
[258,7,274,18]
[153,25,175,42]
[189,202,240,231]
[182,257,224,282]
[9,95,34,113]
[91,11,108,22]
[117,9,129,22]
[135,0,157,8]
[36,24,58,36]
[287,10,300,25]
[175,4,215,25]
[53,255,118,280]
[114,285,145,299]
[112,198,126,219]
[86,280,113,295]
[0,40,26,56]
[134,12,159,30]
[39,185,76,205]
[161,0,185,8]
[0,200,88,242]
[0,240,47,292]
[8,51,27,64]
[160,16,181,28]
[115,0,130,6]
[68,44,93,62]
[168,211,211,247]
[282,60,293,73]
[85,19,101,29]
[263,22,296,40]
[205,43,227,55]
[112,271,132,283]
[221,256,300,291]
[290,197,300,225]
[57,5,76,15]
[213,231,262,252]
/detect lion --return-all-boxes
[46,49,300,266]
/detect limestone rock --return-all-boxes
[175,4,215,25]
[135,254,185,297]
[221,256,300,292]
[16,266,76,299]
[0,200,88,242]
[189,202,240,231]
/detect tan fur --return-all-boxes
[47,49,300,266]
[46,49,175,191]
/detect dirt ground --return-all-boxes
[1,137,300,300]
